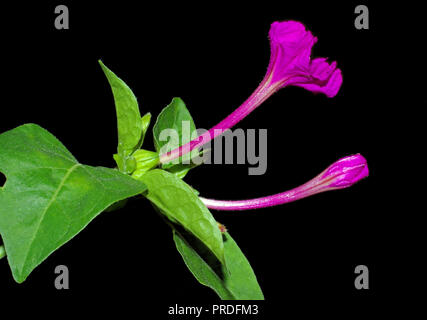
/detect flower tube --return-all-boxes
[199,154,368,211]
[160,20,343,164]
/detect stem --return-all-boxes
[159,79,278,164]
[0,245,6,260]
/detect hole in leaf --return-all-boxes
[0,171,6,188]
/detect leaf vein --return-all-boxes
[21,163,82,269]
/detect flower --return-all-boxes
[199,154,368,211]
[265,21,342,97]
[160,20,342,164]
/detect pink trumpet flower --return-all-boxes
[199,154,368,211]
[160,20,343,164]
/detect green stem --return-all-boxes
[0,245,6,260]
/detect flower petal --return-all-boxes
[268,21,317,83]
[267,21,343,97]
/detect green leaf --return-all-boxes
[153,97,197,168]
[139,112,152,149]
[138,169,225,266]
[173,229,264,300]
[99,61,143,162]
[0,124,147,283]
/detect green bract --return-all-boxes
[0,124,146,283]
[131,149,160,179]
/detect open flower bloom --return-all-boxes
[160,20,343,164]
[264,21,342,96]
[200,154,368,211]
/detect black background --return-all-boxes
[0,1,422,318]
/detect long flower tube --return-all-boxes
[159,20,343,164]
[199,154,368,211]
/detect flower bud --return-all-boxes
[318,154,369,189]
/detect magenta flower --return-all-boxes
[160,20,342,164]
[265,21,342,97]
[199,154,368,211]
